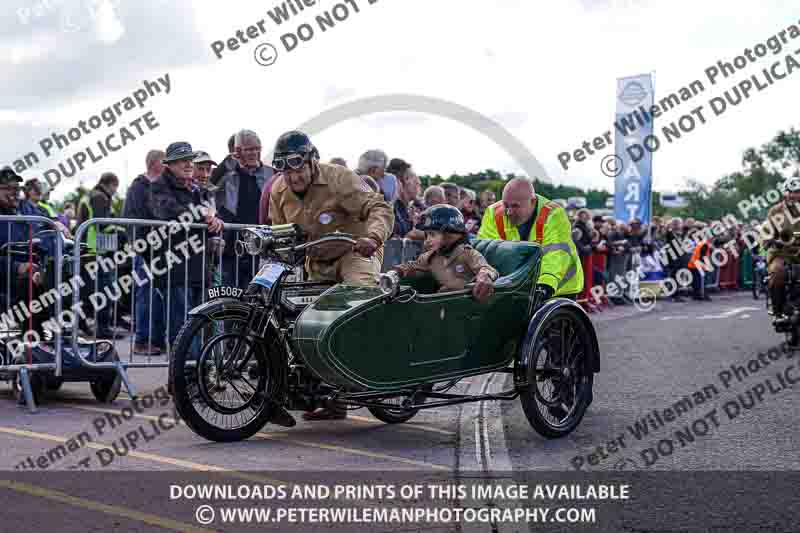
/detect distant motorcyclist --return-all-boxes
[764,177,800,333]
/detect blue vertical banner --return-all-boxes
[614,73,654,224]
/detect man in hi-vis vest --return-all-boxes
[477,178,583,301]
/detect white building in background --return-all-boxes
[567,196,587,209]
[659,192,687,208]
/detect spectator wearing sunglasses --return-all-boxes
[214,129,274,290]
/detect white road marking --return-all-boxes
[661,307,760,321]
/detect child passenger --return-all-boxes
[390,204,498,303]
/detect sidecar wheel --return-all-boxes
[520,307,595,439]
[170,316,279,443]
[368,385,433,424]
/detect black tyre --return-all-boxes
[169,315,281,443]
[90,351,122,403]
[46,378,64,391]
[368,384,433,424]
[519,307,595,439]
[90,375,121,403]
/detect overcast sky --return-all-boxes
[2,0,799,200]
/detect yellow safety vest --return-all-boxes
[37,201,57,218]
[79,193,125,253]
[477,194,583,296]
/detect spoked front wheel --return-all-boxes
[169,315,281,442]
[520,307,595,438]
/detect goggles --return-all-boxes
[272,153,308,172]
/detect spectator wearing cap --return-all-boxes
[440,182,460,207]
[358,149,397,203]
[215,129,273,289]
[193,151,225,285]
[0,167,47,332]
[329,157,348,168]
[151,142,224,354]
[122,149,166,355]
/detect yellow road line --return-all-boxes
[67,404,289,438]
[0,426,283,485]
[0,479,210,533]
[79,394,455,437]
[67,405,450,471]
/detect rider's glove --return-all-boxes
[535,283,554,301]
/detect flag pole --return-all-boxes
[649,70,656,242]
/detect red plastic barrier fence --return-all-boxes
[591,251,609,308]
[718,250,739,289]
[578,254,602,313]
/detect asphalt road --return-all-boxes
[0,291,797,533]
[503,292,800,472]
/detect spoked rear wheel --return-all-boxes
[520,307,595,438]
[170,315,281,442]
[368,384,433,424]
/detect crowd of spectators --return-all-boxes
[0,137,765,357]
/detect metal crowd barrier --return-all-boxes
[62,218,264,396]
[380,238,424,272]
[60,218,425,401]
[0,215,64,411]
[1,213,433,409]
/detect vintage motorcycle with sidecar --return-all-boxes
[168,224,601,443]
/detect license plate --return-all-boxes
[251,263,287,290]
[207,286,243,300]
[286,295,319,306]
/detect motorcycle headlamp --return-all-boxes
[237,228,272,256]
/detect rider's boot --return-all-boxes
[267,402,297,427]
[771,286,790,328]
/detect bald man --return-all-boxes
[477,178,583,300]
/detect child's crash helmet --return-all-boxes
[417,204,467,234]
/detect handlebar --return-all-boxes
[280,233,357,253]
